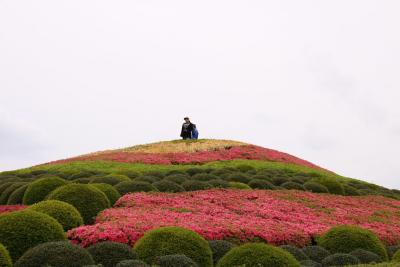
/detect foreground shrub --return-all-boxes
[280,245,309,261]
[299,259,322,267]
[116,260,149,267]
[228,182,251,189]
[304,182,329,193]
[134,226,212,267]
[182,180,212,191]
[90,175,130,186]
[87,241,137,267]
[91,183,121,205]
[248,179,275,190]
[48,184,110,224]
[208,240,235,265]
[321,253,360,266]
[310,177,344,195]
[23,177,67,205]
[282,182,305,191]
[114,181,157,195]
[0,210,66,261]
[156,254,198,267]
[153,180,184,193]
[14,241,94,267]
[0,243,12,267]
[318,225,388,261]
[301,246,330,263]
[6,184,29,204]
[0,182,27,204]
[217,243,300,267]
[27,200,84,231]
[350,248,381,264]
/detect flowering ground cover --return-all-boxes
[0,205,26,215]
[68,189,400,248]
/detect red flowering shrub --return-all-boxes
[0,205,26,215]
[68,189,400,248]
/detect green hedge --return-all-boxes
[0,182,27,204]
[248,179,275,190]
[87,241,137,267]
[280,245,309,261]
[47,184,110,224]
[304,182,329,193]
[114,181,157,195]
[301,246,330,263]
[208,240,235,265]
[90,174,130,186]
[156,254,197,267]
[134,226,212,267]
[6,184,29,205]
[321,253,360,266]
[91,183,121,206]
[350,248,381,264]
[23,177,67,205]
[182,181,212,191]
[153,180,185,193]
[228,182,251,189]
[0,210,66,261]
[281,182,305,191]
[310,177,344,195]
[0,243,12,267]
[116,260,149,267]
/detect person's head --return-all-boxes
[184,117,190,123]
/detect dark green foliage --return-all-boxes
[350,248,381,264]
[318,225,388,261]
[116,171,141,179]
[386,245,400,259]
[0,210,66,261]
[228,182,251,189]
[0,183,15,196]
[280,245,309,261]
[144,171,164,178]
[156,254,198,267]
[166,170,187,176]
[69,171,96,180]
[304,182,329,193]
[135,176,160,183]
[73,177,92,184]
[164,174,189,184]
[191,173,219,182]
[182,180,212,191]
[301,246,330,263]
[47,184,110,224]
[321,253,360,266]
[90,174,130,186]
[299,260,322,267]
[248,179,275,190]
[208,240,235,265]
[134,226,213,267]
[208,179,230,188]
[0,182,27,204]
[291,177,306,184]
[359,189,379,196]
[185,168,205,176]
[153,180,184,193]
[0,243,12,267]
[116,260,149,267]
[270,176,289,186]
[210,169,232,176]
[309,177,344,195]
[217,243,300,267]
[15,241,94,267]
[27,200,84,231]
[282,182,305,191]
[392,250,400,262]
[114,181,157,195]
[252,174,273,181]
[31,169,49,176]
[227,173,251,184]
[343,185,361,196]
[23,177,67,205]
[236,164,255,172]
[87,241,137,267]
[91,183,121,205]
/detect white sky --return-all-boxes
[1,1,399,188]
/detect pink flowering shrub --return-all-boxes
[68,189,400,247]
[0,205,26,214]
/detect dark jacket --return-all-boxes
[180,122,194,139]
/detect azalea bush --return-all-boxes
[68,189,400,248]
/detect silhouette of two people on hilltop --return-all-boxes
[180,117,198,140]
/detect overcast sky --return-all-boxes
[1,1,399,188]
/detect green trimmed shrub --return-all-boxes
[23,177,67,205]
[182,181,212,191]
[252,174,273,181]
[14,241,94,267]
[228,182,251,189]
[0,183,15,196]
[0,182,27,204]
[217,243,300,267]
[0,243,12,267]
[227,173,251,184]
[0,210,66,261]
[208,240,235,265]
[270,176,289,186]
[91,183,121,205]
[191,173,219,182]
[134,226,213,267]
[280,245,309,261]
[318,225,388,261]
[116,171,141,179]
[248,179,275,190]
[156,254,198,267]
[134,176,159,183]
[166,170,187,176]
[236,164,255,172]
[87,241,137,267]
[153,180,185,193]
[343,185,361,196]
[27,200,84,231]
[387,245,400,259]
[393,249,400,262]
[208,179,230,188]
[299,260,321,267]
[116,260,149,267]
[164,174,188,184]
[144,171,165,179]
[350,248,381,264]
[321,253,360,266]
[310,177,344,195]
[301,246,330,263]
[69,171,95,180]
[282,182,305,191]
[7,184,29,205]
[47,184,110,224]
[210,169,231,176]
[114,181,157,195]
[185,168,205,176]
[74,177,92,184]
[304,182,329,193]
[90,174,130,186]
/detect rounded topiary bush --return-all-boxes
[228,182,251,189]
[185,168,205,176]
[236,164,255,172]
[182,180,212,191]
[208,179,230,188]
[270,176,290,186]
[117,171,141,179]
[73,177,92,184]
[23,177,67,205]
[69,171,95,180]
[281,182,305,191]
[208,240,235,265]
[318,225,388,261]
[134,226,213,267]
[304,182,329,193]
[301,246,330,263]
[6,184,29,204]
[191,173,219,182]
[116,260,149,267]
[387,245,400,259]
[91,183,121,205]
[14,241,94,267]
[321,253,360,266]
[0,243,12,267]
[153,180,185,193]
[27,200,84,231]
[309,177,344,195]
[392,249,400,262]
[87,241,137,267]
[217,243,300,267]
[134,176,160,184]
[0,182,27,204]
[343,185,361,196]
[47,184,110,224]
[0,210,66,261]
[248,179,275,190]
[227,173,251,184]
[350,248,381,264]
[0,183,16,196]
[90,174,130,186]
[163,175,188,185]
[299,260,322,267]
[280,245,309,261]
[156,254,198,267]
[114,181,157,195]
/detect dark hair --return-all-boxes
[184,117,189,120]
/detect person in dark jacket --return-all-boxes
[180,117,194,139]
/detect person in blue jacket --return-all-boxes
[180,117,199,139]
